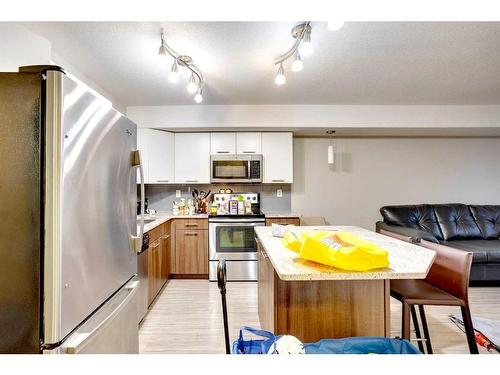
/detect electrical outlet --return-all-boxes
[277,189,283,198]
[176,189,181,198]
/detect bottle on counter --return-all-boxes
[172,201,179,216]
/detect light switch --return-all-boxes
[176,189,181,198]
[277,189,283,198]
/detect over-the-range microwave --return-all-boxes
[210,154,262,183]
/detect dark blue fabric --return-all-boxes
[304,337,421,354]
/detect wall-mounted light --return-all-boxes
[158,32,205,103]
[327,130,336,165]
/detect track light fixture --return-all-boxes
[273,22,312,85]
[158,32,205,103]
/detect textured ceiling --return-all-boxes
[24,21,500,106]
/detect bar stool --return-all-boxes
[390,239,478,354]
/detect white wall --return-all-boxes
[0,23,125,113]
[292,137,500,230]
[0,23,51,70]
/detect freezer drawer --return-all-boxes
[44,278,139,354]
[209,260,257,281]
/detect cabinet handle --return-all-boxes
[260,250,268,259]
[157,180,169,183]
[185,180,198,183]
[161,234,170,239]
[272,179,285,182]
[242,151,255,154]
[216,151,230,154]
[184,232,198,236]
[185,223,199,227]
[151,243,160,248]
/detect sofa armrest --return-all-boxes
[376,222,439,244]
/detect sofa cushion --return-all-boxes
[433,204,482,241]
[469,205,500,239]
[380,205,443,240]
[443,240,500,263]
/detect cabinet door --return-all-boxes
[210,132,236,155]
[175,230,208,274]
[257,241,275,332]
[147,240,161,306]
[137,129,174,184]
[236,132,261,154]
[174,133,210,184]
[160,233,171,283]
[262,132,293,183]
[265,218,300,226]
[148,130,174,184]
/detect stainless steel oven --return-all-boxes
[209,217,265,281]
[210,154,262,183]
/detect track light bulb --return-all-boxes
[275,63,286,85]
[187,74,198,93]
[158,44,167,58]
[291,52,303,72]
[299,29,313,56]
[327,20,344,31]
[168,61,179,83]
[194,88,203,103]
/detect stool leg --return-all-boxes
[418,305,433,354]
[461,305,479,354]
[410,305,425,353]
[401,301,411,341]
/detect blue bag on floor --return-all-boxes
[232,326,282,354]
[304,337,421,354]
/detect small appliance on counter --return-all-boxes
[208,193,265,282]
[137,197,149,215]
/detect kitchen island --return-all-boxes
[254,226,436,342]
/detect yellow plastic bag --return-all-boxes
[282,231,389,271]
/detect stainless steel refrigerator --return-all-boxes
[0,66,145,353]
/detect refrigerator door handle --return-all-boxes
[54,279,140,354]
[131,150,145,253]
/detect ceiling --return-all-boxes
[24,21,500,106]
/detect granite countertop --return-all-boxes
[254,225,436,281]
[137,211,209,233]
[263,211,301,218]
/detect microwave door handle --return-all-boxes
[131,150,144,253]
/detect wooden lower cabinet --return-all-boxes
[257,242,275,332]
[265,217,300,226]
[175,229,208,275]
[147,239,161,306]
[257,241,389,343]
[147,221,173,306]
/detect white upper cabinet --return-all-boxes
[262,132,293,183]
[137,128,174,184]
[175,133,210,184]
[210,133,236,155]
[236,132,262,154]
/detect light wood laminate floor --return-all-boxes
[139,280,499,354]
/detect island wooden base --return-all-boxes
[258,247,390,343]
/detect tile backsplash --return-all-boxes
[141,184,291,213]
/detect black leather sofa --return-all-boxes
[376,204,500,283]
